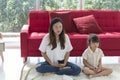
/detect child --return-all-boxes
[36,17,81,75]
[82,34,112,78]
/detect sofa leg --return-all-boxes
[0,52,4,62]
[23,57,27,63]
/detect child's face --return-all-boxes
[89,41,99,50]
[53,22,63,36]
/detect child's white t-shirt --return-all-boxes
[39,33,73,64]
[82,47,104,68]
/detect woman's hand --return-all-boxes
[50,63,66,68]
[50,63,59,67]
[59,63,66,68]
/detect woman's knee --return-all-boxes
[36,65,45,73]
[76,65,81,71]
[72,66,81,75]
[73,69,81,75]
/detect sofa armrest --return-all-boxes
[20,25,30,57]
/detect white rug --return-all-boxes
[20,64,120,80]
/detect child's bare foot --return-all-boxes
[89,75,94,79]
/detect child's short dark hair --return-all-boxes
[87,34,100,44]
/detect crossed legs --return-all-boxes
[83,67,112,78]
[36,61,81,76]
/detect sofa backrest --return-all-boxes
[70,10,120,32]
[29,10,120,33]
[29,10,50,33]
[50,10,78,33]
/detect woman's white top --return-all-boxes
[39,33,73,64]
[82,47,104,68]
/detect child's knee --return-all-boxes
[103,67,113,73]
[83,67,95,75]
[83,67,89,72]
[107,68,113,74]
[83,67,89,70]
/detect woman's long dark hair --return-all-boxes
[49,17,65,50]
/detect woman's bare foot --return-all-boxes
[60,66,71,70]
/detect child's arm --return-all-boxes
[97,58,102,72]
[83,59,96,70]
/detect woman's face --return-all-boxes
[53,22,63,36]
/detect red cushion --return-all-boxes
[50,11,73,33]
[73,15,102,34]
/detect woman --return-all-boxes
[36,17,81,75]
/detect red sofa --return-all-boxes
[20,10,120,61]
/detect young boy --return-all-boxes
[82,34,112,78]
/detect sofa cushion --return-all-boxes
[98,32,120,50]
[50,11,77,33]
[27,32,120,56]
[67,32,120,51]
[28,32,46,56]
[91,10,120,32]
[29,11,50,32]
[73,15,102,34]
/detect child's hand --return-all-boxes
[97,67,102,73]
[93,68,98,73]
[91,67,98,73]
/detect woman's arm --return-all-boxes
[83,59,96,70]
[41,52,63,67]
[41,52,52,65]
[58,52,70,68]
[64,52,70,65]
